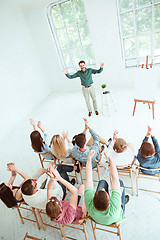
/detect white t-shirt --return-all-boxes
[60,140,73,163]
[22,173,63,210]
[107,141,135,166]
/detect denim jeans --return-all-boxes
[95,179,126,214]
[56,164,74,200]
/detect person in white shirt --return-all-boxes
[107,130,135,166]
[21,164,75,210]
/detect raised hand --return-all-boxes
[7,163,17,173]
[100,62,104,68]
[37,121,42,129]
[113,130,118,141]
[29,118,36,127]
[62,68,67,74]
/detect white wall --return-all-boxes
[0,5,51,142]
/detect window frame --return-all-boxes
[116,0,160,68]
[46,0,96,72]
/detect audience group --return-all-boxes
[0,118,160,230]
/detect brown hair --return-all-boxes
[140,141,155,158]
[51,135,67,159]
[113,138,127,153]
[79,60,85,65]
[75,133,86,148]
[30,130,44,152]
[0,183,17,208]
[21,179,34,196]
[93,190,110,211]
[46,196,62,221]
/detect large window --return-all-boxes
[47,0,96,72]
[117,0,160,68]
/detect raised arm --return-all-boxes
[29,118,36,131]
[7,163,29,181]
[65,71,79,79]
[7,164,17,185]
[37,121,45,133]
[91,62,104,74]
[62,130,70,144]
[47,166,78,210]
[104,151,120,191]
[85,150,95,189]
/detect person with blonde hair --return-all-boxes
[51,130,73,163]
[106,130,135,166]
[46,164,87,224]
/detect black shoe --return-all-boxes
[75,163,80,173]
[70,178,76,186]
[100,145,105,153]
[125,195,129,205]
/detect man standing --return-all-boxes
[62,61,104,117]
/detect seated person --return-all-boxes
[46,165,87,224]
[137,126,160,175]
[29,118,55,160]
[51,130,73,163]
[84,150,129,225]
[21,164,75,210]
[0,163,29,208]
[107,130,135,166]
[72,118,102,169]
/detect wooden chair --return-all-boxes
[75,154,106,184]
[90,217,126,240]
[36,208,89,240]
[16,202,41,230]
[38,152,57,168]
[108,163,135,196]
[135,164,160,196]
[23,233,46,240]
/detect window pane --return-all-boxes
[154,0,160,2]
[83,45,95,65]
[136,7,152,33]
[154,32,160,55]
[60,1,74,26]
[62,49,73,67]
[72,0,87,22]
[72,47,84,65]
[67,26,80,47]
[135,0,151,7]
[154,4,160,31]
[154,56,160,64]
[57,29,68,49]
[124,38,136,58]
[119,0,133,12]
[51,6,63,28]
[79,24,91,45]
[121,12,134,36]
[138,35,151,57]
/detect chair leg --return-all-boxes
[17,206,24,224]
[37,209,46,231]
[23,233,28,240]
[75,170,79,184]
[136,169,139,196]
[152,103,155,119]
[83,222,88,240]
[117,225,122,240]
[32,207,41,230]
[59,224,67,239]
[90,220,97,240]
[133,101,137,116]
[130,169,134,196]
